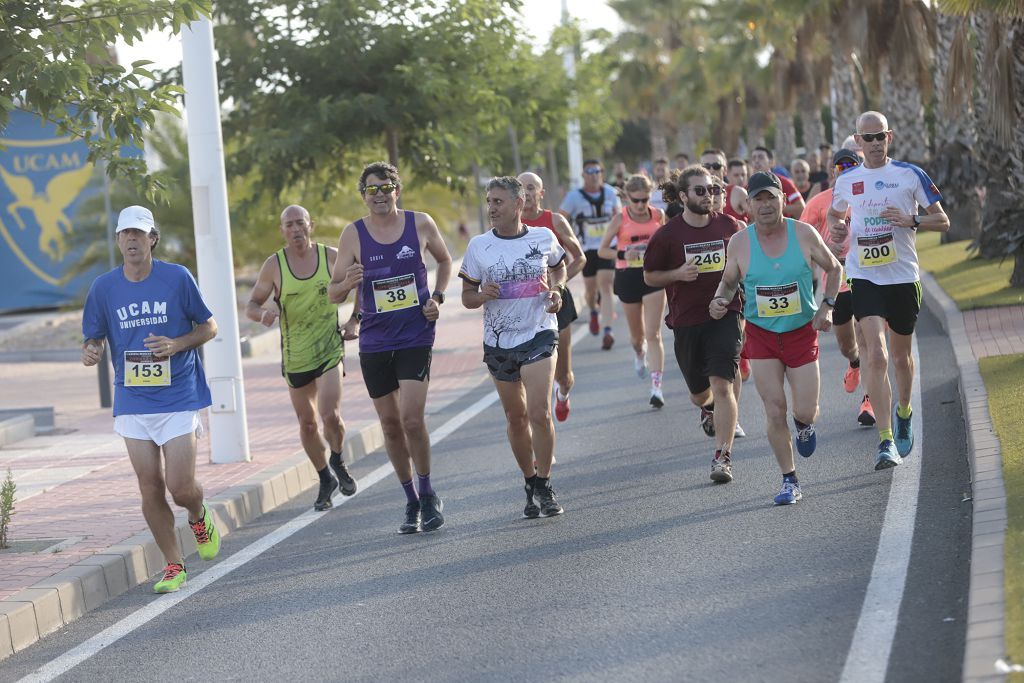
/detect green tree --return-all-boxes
[212,0,526,200]
[0,0,211,199]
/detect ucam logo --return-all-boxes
[396,245,416,259]
[874,181,899,190]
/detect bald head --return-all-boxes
[856,111,889,134]
[280,204,310,225]
[517,172,543,190]
[517,172,545,214]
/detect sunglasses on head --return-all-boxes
[629,196,649,204]
[584,167,603,175]
[835,160,860,172]
[364,183,397,196]
[858,131,889,143]
[691,185,722,197]
[702,162,723,171]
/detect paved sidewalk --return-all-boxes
[918,278,1022,683]
[0,278,493,659]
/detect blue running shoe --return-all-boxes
[893,405,914,457]
[874,439,903,470]
[794,420,816,458]
[774,479,802,505]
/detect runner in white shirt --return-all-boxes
[827,110,949,470]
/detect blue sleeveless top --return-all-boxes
[356,211,435,353]
[742,219,817,333]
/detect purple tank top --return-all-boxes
[357,210,435,353]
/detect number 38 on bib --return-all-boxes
[372,274,420,313]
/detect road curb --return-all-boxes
[0,419,385,661]
[920,272,1009,683]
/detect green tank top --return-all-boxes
[276,243,343,374]
[742,219,817,333]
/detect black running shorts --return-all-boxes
[832,290,854,327]
[613,268,663,304]
[672,311,743,395]
[483,330,558,383]
[359,346,432,399]
[850,279,921,336]
[556,286,579,331]
[285,357,343,389]
[582,249,614,277]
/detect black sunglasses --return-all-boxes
[691,185,722,197]
[858,131,890,143]
[835,160,860,172]
[702,162,723,171]
[629,196,649,204]
[364,183,397,196]
[584,167,603,175]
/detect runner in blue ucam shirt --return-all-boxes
[81,205,221,594]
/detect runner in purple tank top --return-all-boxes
[329,161,453,534]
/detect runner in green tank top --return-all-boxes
[246,204,360,511]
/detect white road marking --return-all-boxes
[18,381,505,683]
[839,337,924,683]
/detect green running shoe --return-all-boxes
[153,563,187,593]
[190,502,221,561]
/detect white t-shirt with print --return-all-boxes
[459,226,566,349]
[831,159,942,285]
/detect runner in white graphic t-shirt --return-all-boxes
[827,110,949,470]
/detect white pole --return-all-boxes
[181,17,251,463]
[562,0,583,190]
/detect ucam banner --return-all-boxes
[0,110,107,312]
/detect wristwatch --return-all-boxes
[431,290,445,305]
[822,297,837,308]
[911,214,920,228]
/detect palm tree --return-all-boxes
[939,1,1024,284]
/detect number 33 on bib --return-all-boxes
[755,283,802,318]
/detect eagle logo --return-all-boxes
[0,163,92,262]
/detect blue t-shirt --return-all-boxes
[82,260,213,416]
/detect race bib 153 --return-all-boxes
[124,351,171,387]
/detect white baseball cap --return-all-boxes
[116,205,156,233]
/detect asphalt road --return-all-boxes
[0,305,971,683]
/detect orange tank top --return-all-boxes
[616,205,662,269]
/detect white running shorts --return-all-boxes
[114,410,203,446]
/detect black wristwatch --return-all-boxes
[431,290,445,305]
[822,297,837,308]
[912,214,920,229]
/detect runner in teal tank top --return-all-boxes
[710,172,842,507]
[246,204,359,512]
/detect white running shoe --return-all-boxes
[634,352,648,379]
[649,386,664,409]
[734,422,746,438]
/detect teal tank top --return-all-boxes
[742,219,817,332]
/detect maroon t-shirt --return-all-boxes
[644,212,743,328]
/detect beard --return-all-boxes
[687,199,710,215]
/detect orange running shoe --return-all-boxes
[844,364,860,393]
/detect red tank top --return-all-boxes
[724,184,747,223]
[521,209,565,248]
[615,205,662,269]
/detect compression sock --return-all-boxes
[329,450,343,470]
[897,403,913,419]
[879,428,894,442]
[417,473,435,497]
[316,465,332,484]
[783,471,798,483]
[651,371,663,388]
[400,479,418,503]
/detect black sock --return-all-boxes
[783,471,797,482]
[850,358,860,369]
[317,465,332,484]
[525,474,538,489]
[329,451,342,469]
[794,418,810,430]
[705,402,715,412]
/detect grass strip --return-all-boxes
[978,353,1024,674]
[917,232,1024,310]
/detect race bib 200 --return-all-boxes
[857,233,897,268]
[124,351,171,387]
[755,283,802,318]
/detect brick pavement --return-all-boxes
[0,289,492,654]
[962,306,1024,359]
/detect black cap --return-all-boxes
[747,171,784,199]
[832,149,860,166]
